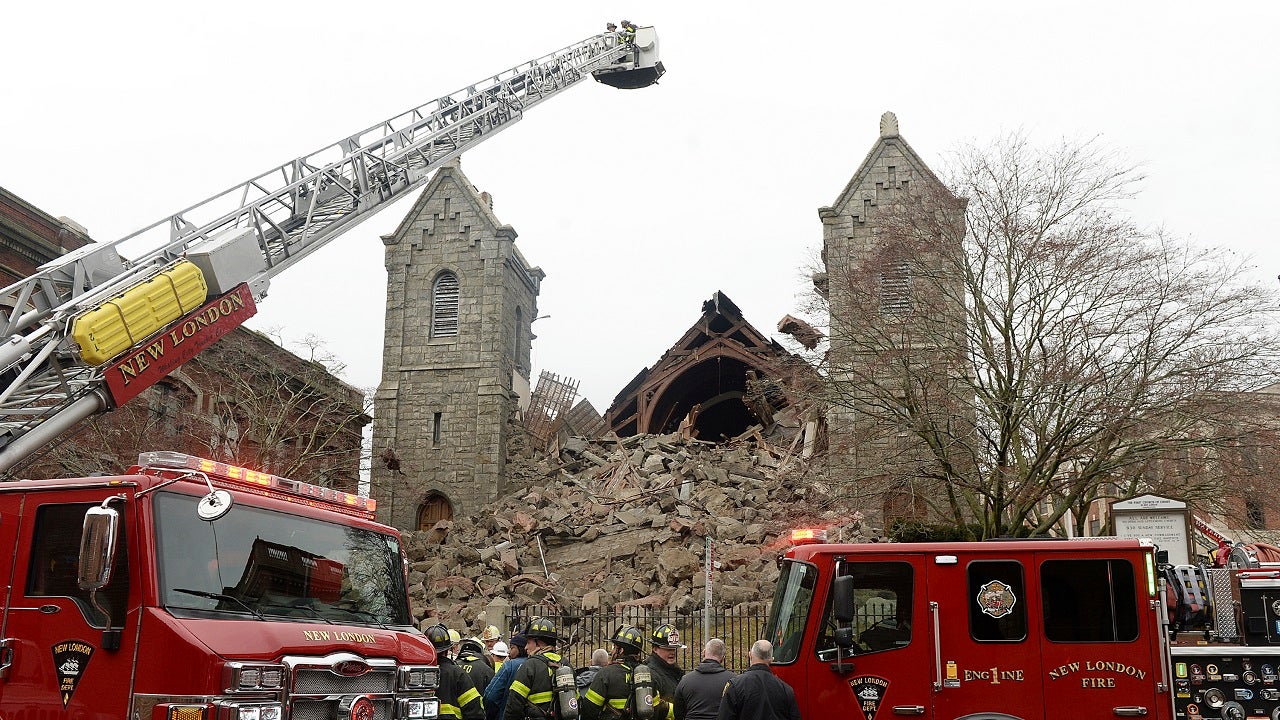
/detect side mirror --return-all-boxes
[834,626,855,649]
[78,502,119,592]
[833,575,855,623]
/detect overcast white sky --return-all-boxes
[3,2,1277,412]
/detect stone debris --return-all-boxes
[403,421,866,635]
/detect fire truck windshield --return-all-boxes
[763,560,818,664]
[153,491,411,626]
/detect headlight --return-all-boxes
[399,665,439,690]
[399,698,440,719]
[224,662,286,692]
[217,703,283,720]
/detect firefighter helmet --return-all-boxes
[459,637,485,656]
[447,628,462,645]
[524,616,559,642]
[649,624,686,649]
[426,624,453,651]
[611,624,644,653]
[481,625,502,642]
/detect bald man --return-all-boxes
[716,640,800,720]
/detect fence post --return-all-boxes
[486,597,512,637]
[703,536,714,642]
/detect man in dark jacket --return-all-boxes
[674,638,736,720]
[717,641,800,720]
[575,648,611,692]
[646,623,687,713]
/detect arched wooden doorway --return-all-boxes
[416,492,454,531]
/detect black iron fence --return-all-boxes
[515,603,770,673]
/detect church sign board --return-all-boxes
[1111,494,1192,566]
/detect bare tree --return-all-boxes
[816,133,1280,538]
[195,332,370,489]
[21,328,369,490]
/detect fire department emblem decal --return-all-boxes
[51,640,94,708]
[848,675,889,720]
[977,580,1017,618]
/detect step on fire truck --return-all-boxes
[764,530,1280,720]
[0,23,663,720]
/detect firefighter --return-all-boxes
[505,617,573,720]
[645,624,686,711]
[618,20,637,44]
[459,636,497,694]
[581,625,673,720]
[482,624,503,663]
[427,624,486,720]
[449,628,464,660]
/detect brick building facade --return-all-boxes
[371,161,541,530]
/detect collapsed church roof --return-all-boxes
[605,291,815,441]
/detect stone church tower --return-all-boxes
[372,160,542,530]
[818,112,968,527]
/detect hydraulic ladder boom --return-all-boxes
[0,26,663,475]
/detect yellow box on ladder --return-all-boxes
[72,260,209,366]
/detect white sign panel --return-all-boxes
[1113,502,1191,566]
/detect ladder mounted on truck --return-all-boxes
[0,26,664,476]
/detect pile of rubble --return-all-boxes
[403,428,866,633]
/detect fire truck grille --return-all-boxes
[292,668,396,694]
[291,698,393,720]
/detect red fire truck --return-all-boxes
[0,450,441,719]
[764,532,1280,720]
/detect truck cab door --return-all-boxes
[0,492,139,718]
[1036,554,1164,720]
[927,556,1046,720]
[804,555,934,719]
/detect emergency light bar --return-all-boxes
[135,450,376,518]
[790,528,827,545]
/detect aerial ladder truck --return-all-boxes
[0,25,663,476]
[0,26,662,720]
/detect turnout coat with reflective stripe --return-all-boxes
[439,658,486,720]
[505,651,570,719]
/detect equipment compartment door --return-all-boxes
[928,556,1045,720]
[0,493,139,718]
[803,555,933,720]
[1036,555,1165,720]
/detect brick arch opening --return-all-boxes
[417,492,454,532]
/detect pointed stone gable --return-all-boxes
[824,111,954,228]
[382,160,515,250]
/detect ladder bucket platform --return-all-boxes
[594,62,665,89]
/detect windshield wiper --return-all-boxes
[333,605,391,629]
[258,600,336,625]
[172,588,264,620]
